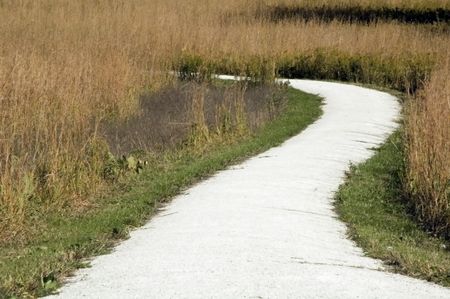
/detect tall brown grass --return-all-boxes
[0,0,449,243]
[405,63,450,236]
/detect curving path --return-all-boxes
[49,79,450,298]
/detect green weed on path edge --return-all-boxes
[0,86,322,299]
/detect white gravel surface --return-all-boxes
[49,79,450,298]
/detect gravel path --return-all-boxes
[49,79,450,299]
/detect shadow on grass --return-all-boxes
[100,81,285,155]
[257,5,450,25]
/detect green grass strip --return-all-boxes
[0,87,322,298]
[336,131,450,287]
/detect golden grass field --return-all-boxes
[0,0,449,243]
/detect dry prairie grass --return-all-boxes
[0,0,449,243]
[405,63,450,236]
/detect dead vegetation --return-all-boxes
[405,64,450,237]
[0,0,448,245]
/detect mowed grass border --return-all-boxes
[335,129,450,287]
[0,86,322,299]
